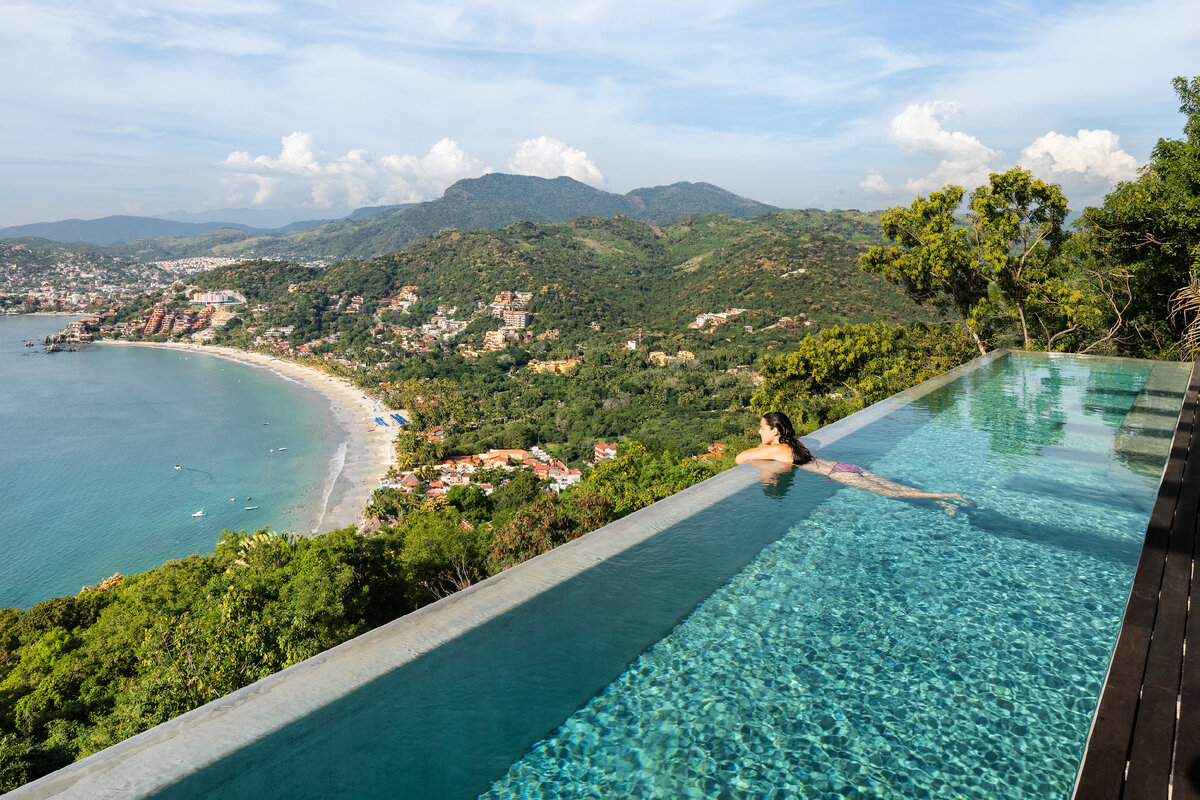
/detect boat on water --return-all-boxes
[191,510,206,517]
[244,506,259,510]
[277,447,287,451]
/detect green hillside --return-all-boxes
[190,210,929,340]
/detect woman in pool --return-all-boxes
[736,411,974,512]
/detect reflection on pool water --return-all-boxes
[483,353,1189,799]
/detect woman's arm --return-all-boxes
[735,443,794,464]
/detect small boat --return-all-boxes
[244,506,259,510]
[277,447,287,451]
[174,465,181,470]
[191,510,206,517]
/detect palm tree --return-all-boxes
[1170,278,1200,359]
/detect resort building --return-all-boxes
[593,442,617,462]
[482,330,507,351]
[526,358,578,374]
[189,290,244,305]
[142,307,166,335]
[501,310,531,329]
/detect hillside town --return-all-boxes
[380,444,585,499]
[0,246,241,313]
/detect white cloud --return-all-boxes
[890,100,999,162]
[905,161,996,195]
[888,100,1001,193]
[1019,129,1140,182]
[507,136,605,186]
[859,169,892,193]
[217,133,490,208]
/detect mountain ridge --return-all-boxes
[4,175,783,261]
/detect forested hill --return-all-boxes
[191,209,932,336]
[211,174,783,262]
[19,175,781,264]
[0,215,264,244]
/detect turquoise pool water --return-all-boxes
[483,353,1189,799]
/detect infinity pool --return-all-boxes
[483,353,1189,798]
[25,352,1190,800]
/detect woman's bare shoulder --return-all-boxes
[735,443,794,464]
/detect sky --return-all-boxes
[1,0,1198,227]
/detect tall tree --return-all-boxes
[1078,75,1200,356]
[859,186,990,354]
[968,168,1069,348]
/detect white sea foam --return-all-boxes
[315,438,349,533]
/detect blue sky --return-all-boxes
[1,0,1197,226]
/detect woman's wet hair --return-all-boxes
[762,411,813,465]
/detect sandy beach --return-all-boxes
[94,340,397,533]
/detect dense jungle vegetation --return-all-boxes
[3,77,1200,791]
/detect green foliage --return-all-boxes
[189,261,319,303]
[968,168,1070,348]
[445,485,493,526]
[488,492,616,572]
[185,210,926,347]
[0,527,411,792]
[397,510,488,601]
[858,167,1144,355]
[752,322,977,430]
[859,186,988,353]
[489,470,545,512]
[1077,75,1200,356]
[581,442,727,517]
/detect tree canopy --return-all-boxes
[1076,75,1200,356]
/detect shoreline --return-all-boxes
[93,340,397,533]
[9,311,88,316]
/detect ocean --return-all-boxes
[0,315,346,610]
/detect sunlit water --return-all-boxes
[483,353,1189,799]
[0,315,347,609]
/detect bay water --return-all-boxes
[0,315,346,610]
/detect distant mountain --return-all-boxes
[0,209,376,245]
[7,176,783,262]
[157,204,414,228]
[155,207,353,229]
[0,215,266,245]
[231,174,783,261]
[347,203,415,221]
[623,182,782,224]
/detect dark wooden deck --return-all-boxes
[1075,360,1200,799]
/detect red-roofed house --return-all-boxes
[594,443,617,463]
